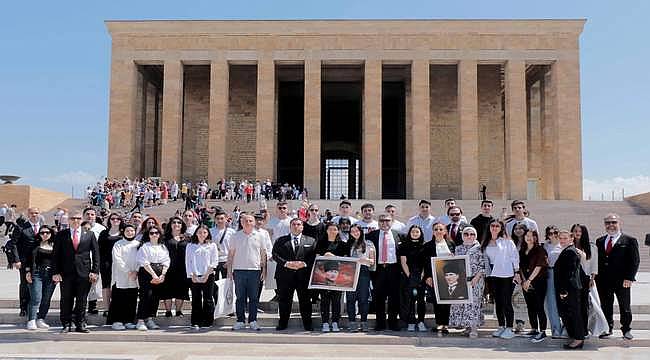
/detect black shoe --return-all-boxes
[303,325,313,331]
[441,328,449,334]
[176,311,184,317]
[60,325,72,333]
[102,311,109,317]
[75,325,90,333]
[276,324,288,331]
[563,341,584,350]
[599,331,612,339]
[19,309,26,317]
[165,311,173,318]
[374,325,386,331]
[87,300,98,315]
[431,326,439,333]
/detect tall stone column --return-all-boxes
[160,60,183,181]
[208,59,229,185]
[409,60,431,199]
[552,58,582,200]
[505,60,528,200]
[363,60,382,199]
[541,72,558,199]
[304,59,321,199]
[256,56,276,182]
[458,60,479,199]
[108,58,138,178]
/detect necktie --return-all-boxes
[72,229,80,251]
[451,223,457,239]
[449,286,455,295]
[33,224,38,235]
[605,236,614,255]
[293,236,299,252]
[381,231,389,263]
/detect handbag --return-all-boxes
[214,278,236,318]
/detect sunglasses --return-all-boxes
[278,206,288,210]
[70,217,82,220]
[605,221,618,225]
[39,231,52,235]
[149,231,160,235]
[309,209,319,212]
[463,233,476,236]
[449,213,461,216]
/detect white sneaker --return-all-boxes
[492,326,505,337]
[417,322,427,332]
[145,319,160,330]
[111,322,126,330]
[331,322,340,332]
[500,327,515,339]
[322,322,330,332]
[407,323,416,332]
[136,320,148,331]
[232,321,246,330]
[249,321,261,331]
[125,323,137,330]
[191,325,200,331]
[26,320,37,330]
[36,319,50,329]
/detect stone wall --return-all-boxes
[181,65,210,181]
[478,65,506,199]
[0,185,69,212]
[226,65,257,181]
[429,65,460,198]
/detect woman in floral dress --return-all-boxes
[449,226,487,338]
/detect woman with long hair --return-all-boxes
[185,225,219,330]
[315,222,349,332]
[543,225,564,338]
[482,219,519,339]
[161,216,190,318]
[519,229,549,342]
[510,223,529,333]
[135,224,169,330]
[98,213,124,316]
[423,222,456,334]
[25,225,57,330]
[107,224,140,330]
[555,230,585,349]
[399,225,428,332]
[571,223,604,337]
[345,224,375,332]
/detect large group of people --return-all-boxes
[2,197,641,350]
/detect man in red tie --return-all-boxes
[366,213,401,331]
[595,213,639,340]
[52,211,100,333]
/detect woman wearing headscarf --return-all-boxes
[107,224,140,330]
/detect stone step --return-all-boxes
[0,324,647,347]
[4,309,649,331]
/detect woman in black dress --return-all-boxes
[161,216,190,317]
[423,222,456,334]
[555,230,585,349]
[98,213,124,316]
[399,225,428,332]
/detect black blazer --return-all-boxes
[595,233,640,283]
[423,239,457,280]
[11,221,43,264]
[554,245,583,295]
[439,279,469,301]
[52,227,100,279]
[446,222,468,246]
[272,233,317,285]
[366,229,401,263]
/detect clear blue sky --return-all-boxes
[1,0,649,199]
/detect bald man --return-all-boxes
[11,207,45,316]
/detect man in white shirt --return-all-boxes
[407,200,436,242]
[266,201,293,242]
[366,214,400,331]
[385,204,407,234]
[436,198,468,226]
[505,200,539,237]
[228,214,267,331]
[331,200,358,225]
[210,208,235,281]
[356,203,379,234]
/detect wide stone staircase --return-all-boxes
[1,197,648,347]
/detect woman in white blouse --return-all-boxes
[135,225,170,331]
[107,224,140,330]
[185,225,219,330]
[481,219,520,339]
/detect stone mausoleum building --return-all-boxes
[106,19,584,200]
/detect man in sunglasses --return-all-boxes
[52,211,100,333]
[10,207,44,316]
[595,213,639,340]
[266,201,293,243]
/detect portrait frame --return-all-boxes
[308,256,361,292]
[431,255,472,304]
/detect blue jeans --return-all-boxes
[234,270,260,323]
[28,266,56,321]
[545,268,563,336]
[346,268,370,322]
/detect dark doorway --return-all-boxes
[321,65,363,199]
[382,77,407,198]
[276,66,305,189]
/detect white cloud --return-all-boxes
[583,176,650,201]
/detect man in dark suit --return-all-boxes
[367,213,401,331]
[10,207,44,316]
[438,261,468,301]
[52,211,100,333]
[272,218,316,331]
[595,213,639,340]
[446,206,468,246]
